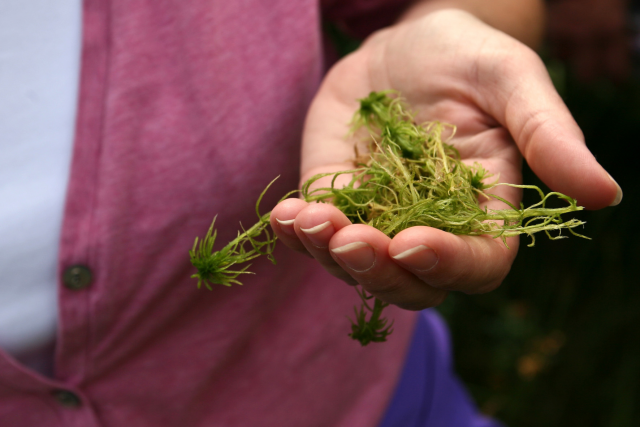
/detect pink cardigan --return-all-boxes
[0,1,417,425]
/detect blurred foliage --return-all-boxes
[323,21,640,427]
[439,57,640,427]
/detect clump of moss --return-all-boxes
[304,91,585,242]
[190,91,586,346]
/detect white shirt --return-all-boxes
[0,0,81,375]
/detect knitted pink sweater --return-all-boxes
[0,1,417,425]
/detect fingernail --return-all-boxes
[300,221,333,248]
[331,242,376,272]
[276,218,295,225]
[392,245,439,272]
[607,173,623,206]
[275,218,296,235]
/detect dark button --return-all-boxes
[62,265,93,290]
[51,389,82,408]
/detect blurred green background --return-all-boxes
[326,6,640,425]
[437,63,640,426]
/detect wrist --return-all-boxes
[397,0,545,49]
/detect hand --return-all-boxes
[271,9,621,310]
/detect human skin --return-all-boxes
[270,1,623,310]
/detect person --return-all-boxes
[271,0,622,328]
[0,0,622,426]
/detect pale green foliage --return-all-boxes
[189,92,587,346]
[303,92,587,244]
[190,178,283,289]
[349,287,393,345]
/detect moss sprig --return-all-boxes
[189,91,588,346]
[190,177,284,289]
[349,287,394,345]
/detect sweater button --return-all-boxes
[62,265,93,290]
[52,389,82,408]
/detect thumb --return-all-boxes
[478,46,622,210]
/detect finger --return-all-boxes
[270,198,311,256]
[388,226,519,294]
[475,43,622,209]
[292,203,357,285]
[329,224,449,310]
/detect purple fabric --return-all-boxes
[379,310,504,427]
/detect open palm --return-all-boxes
[271,10,620,310]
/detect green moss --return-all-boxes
[190,91,587,346]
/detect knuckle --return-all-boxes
[364,274,449,311]
[361,275,415,303]
[363,276,406,296]
[423,266,467,291]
